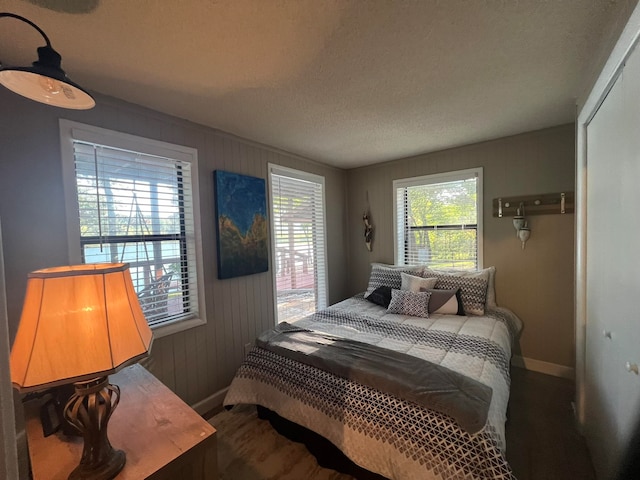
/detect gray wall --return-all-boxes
[0,88,348,405]
[346,124,576,369]
[0,83,576,395]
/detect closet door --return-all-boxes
[585,42,640,479]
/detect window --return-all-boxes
[60,120,206,336]
[394,168,483,269]
[269,165,327,323]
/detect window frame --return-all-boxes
[267,164,328,324]
[393,167,483,269]
[59,119,207,338]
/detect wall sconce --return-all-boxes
[0,12,95,109]
[10,263,152,479]
[496,192,575,251]
[518,223,531,250]
[512,204,525,237]
[512,204,531,249]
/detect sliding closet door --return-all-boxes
[584,41,640,479]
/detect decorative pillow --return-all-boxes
[387,289,432,318]
[423,266,496,307]
[400,272,437,292]
[419,288,464,315]
[422,267,490,315]
[364,263,423,297]
[365,286,393,308]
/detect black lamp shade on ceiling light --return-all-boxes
[0,12,95,110]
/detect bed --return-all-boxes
[224,264,522,480]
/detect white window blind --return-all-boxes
[269,166,327,323]
[70,141,200,328]
[394,168,482,269]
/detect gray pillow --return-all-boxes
[387,289,432,318]
[419,288,464,315]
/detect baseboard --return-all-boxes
[511,355,575,380]
[191,387,229,416]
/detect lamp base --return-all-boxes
[64,377,125,480]
[68,449,125,480]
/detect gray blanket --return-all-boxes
[257,322,493,434]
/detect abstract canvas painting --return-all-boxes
[214,170,269,279]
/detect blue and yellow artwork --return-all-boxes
[214,170,269,279]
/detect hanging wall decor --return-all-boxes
[363,190,374,252]
[363,211,373,252]
[214,170,269,279]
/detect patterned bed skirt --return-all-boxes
[225,347,516,480]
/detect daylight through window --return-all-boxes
[269,165,327,323]
[60,122,205,332]
[394,168,483,269]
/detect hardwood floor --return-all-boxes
[506,367,595,480]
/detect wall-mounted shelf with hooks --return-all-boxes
[492,192,574,217]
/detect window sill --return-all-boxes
[151,316,206,339]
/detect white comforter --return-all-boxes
[224,294,520,480]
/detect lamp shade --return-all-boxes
[10,263,153,392]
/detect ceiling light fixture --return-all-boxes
[0,12,95,109]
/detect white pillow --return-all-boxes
[400,272,437,292]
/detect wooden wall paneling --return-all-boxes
[0,88,348,414]
[225,140,244,370]
[212,134,226,376]
[260,189,271,332]
[232,278,244,369]
[88,101,119,131]
[229,141,249,370]
[245,145,258,344]
[115,107,135,136]
[185,328,200,403]
[262,150,277,332]
[192,324,209,402]
[219,138,236,385]
[203,133,223,393]
[244,272,256,348]
[173,331,188,400]
[157,337,176,392]
[235,139,250,356]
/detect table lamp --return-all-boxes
[10,263,153,480]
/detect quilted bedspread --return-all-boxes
[224,294,520,480]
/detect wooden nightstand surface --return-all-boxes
[25,364,217,480]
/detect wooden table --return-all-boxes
[25,364,217,480]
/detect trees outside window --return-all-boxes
[394,168,483,269]
[60,120,206,336]
[269,165,327,324]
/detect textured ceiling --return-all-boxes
[0,0,634,168]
